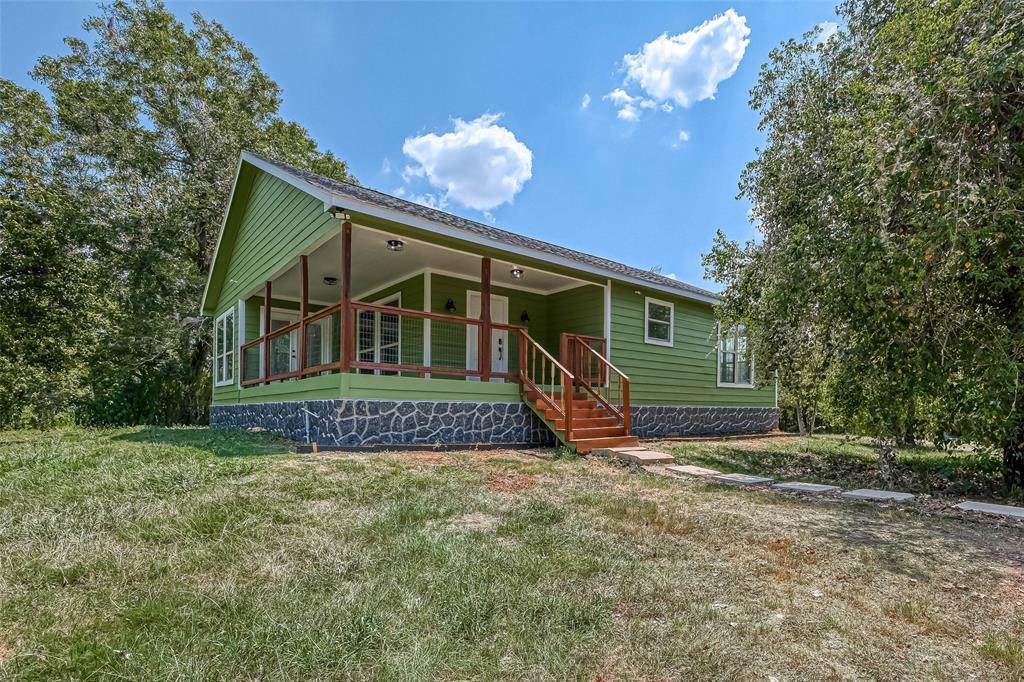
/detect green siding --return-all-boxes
[609,282,774,407]
[216,171,335,311]
[546,284,604,351]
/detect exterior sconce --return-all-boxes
[329,207,349,220]
[445,298,457,313]
[520,310,530,324]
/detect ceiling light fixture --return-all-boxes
[323,276,338,286]
[510,267,524,279]
[387,239,405,252]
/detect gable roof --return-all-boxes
[202,152,719,312]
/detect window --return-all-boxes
[644,297,673,346]
[214,308,235,386]
[718,324,753,387]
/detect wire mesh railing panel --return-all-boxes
[241,344,261,384]
[269,333,293,378]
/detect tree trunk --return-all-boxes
[1003,424,1024,489]
[796,401,808,436]
[875,436,897,485]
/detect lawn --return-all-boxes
[657,435,1021,504]
[0,428,1022,681]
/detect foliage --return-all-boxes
[0,0,354,427]
[705,0,1024,479]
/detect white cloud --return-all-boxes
[581,93,591,110]
[380,157,392,175]
[815,21,839,43]
[621,9,750,109]
[671,130,691,148]
[665,272,678,280]
[401,113,533,211]
[603,88,656,121]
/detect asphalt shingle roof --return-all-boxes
[250,153,718,301]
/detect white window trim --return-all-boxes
[643,296,674,347]
[716,323,755,388]
[213,308,236,387]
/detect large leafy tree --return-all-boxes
[0,80,104,427]
[706,0,1024,479]
[18,0,354,425]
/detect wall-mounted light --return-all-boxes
[510,267,524,279]
[387,239,405,252]
[323,276,338,286]
[520,310,530,324]
[445,298,457,313]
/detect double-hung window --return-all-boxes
[214,308,236,386]
[644,297,674,346]
[718,324,753,387]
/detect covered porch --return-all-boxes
[229,216,631,449]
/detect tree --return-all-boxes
[24,0,354,425]
[0,80,105,427]
[706,0,1024,482]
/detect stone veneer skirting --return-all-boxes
[210,399,555,448]
[630,405,778,439]
[211,399,778,448]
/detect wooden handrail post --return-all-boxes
[563,367,573,442]
[262,280,272,384]
[340,220,353,372]
[518,329,526,388]
[480,257,491,381]
[299,255,308,373]
[623,378,631,435]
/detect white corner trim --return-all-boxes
[643,296,674,347]
[423,271,432,376]
[604,280,612,359]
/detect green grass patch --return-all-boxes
[0,427,1020,680]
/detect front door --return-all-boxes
[466,291,509,380]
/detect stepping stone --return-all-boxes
[841,488,914,502]
[954,501,1024,519]
[597,447,674,465]
[710,473,774,486]
[666,464,720,477]
[772,482,841,494]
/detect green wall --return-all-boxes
[608,282,775,407]
[546,284,604,352]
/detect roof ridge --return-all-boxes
[244,151,719,301]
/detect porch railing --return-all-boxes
[562,333,630,434]
[240,301,525,385]
[518,329,576,441]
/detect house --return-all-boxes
[201,152,777,452]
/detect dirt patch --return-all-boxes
[390,451,452,465]
[487,472,539,493]
[0,639,15,665]
[448,512,499,532]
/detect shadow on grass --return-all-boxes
[112,427,294,458]
[667,436,1021,504]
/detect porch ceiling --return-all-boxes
[267,224,588,304]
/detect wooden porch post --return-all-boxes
[340,220,353,372]
[480,257,491,381]
[262,280,272,384]
[298,254,308,375]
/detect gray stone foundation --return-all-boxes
[211,399,777,448]
[210,399,554,448]
[630,405,778,439]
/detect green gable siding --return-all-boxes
[216,170,336,312]
[609,282,775,407]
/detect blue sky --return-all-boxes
[1,1,837,290]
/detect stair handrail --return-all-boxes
[566,335,631,435]
[518,329,576,441]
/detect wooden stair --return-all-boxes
[523,392,638,454]
[517,330,635,454]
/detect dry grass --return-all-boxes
[0,427,1021,680]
